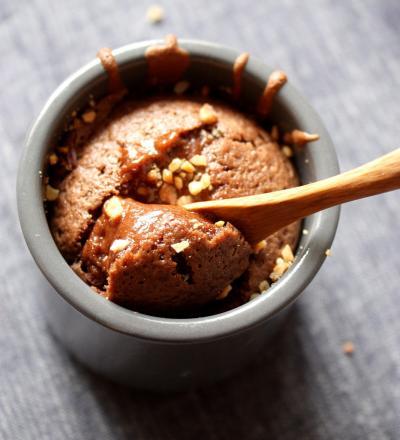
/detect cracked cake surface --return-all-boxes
[48,95,300,315]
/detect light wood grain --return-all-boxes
[185,148,400,244]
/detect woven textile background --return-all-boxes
[1,0,400,438]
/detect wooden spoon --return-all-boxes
[185,148,400,244]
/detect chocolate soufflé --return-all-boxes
[45,36,319,316]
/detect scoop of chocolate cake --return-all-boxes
[80,197,251,314]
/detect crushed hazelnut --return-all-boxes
[48,153,58,165]
[45,185,59,201]
[270,262,290,282]
[174,176,183,190]
[104,196,123,221]
[181,160,195,173]
[188,180,203,196]
[342,341,355,355]
[325,248,332,257]
[281,244,294,262]
[199,103,218,124]
[179,171,187,179]
[147,166,161,183]
[200,173,211,189]
[82,110,96,123]
[177,195,193,206]
[159,184,177,204]
[270,251,292,282]
[146,5,164,23]
[214,220,225,227]
[174,81,189,95]
[168,158,183,172]
[216,285,232,300]
[282,146,293,158]
[254,239,267,253]
[190,154,207,167]
[259,280,270,292]
[162,168,174,184]
[110,239,130,252]
[171,240,189,253]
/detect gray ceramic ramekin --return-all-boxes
[17,39,340,391]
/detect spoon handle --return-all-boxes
[186,148,400,244]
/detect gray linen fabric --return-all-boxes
[1,0,400,438]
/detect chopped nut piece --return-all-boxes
[342,341,355,355]
[104,196,123,221]
[168,157,182,172]
[199,103,218,124]
[159,184,177,204]
[190,154,207,167]
[192,222,202,229]
[82,110,96,123]
[110,239,130,252]
[147,166,161,183]
[249,293,260,301]
[214,220,225,227]
[48,153,58,165]
[179,171,187,179]
[141,139,155,150]
[188,180,203,196]
[174,176,183,190]
[254,239,267,253]
[200,173,211,189]
[177,195,193,206]
[325,248,332,256]
[162,168,174,184]
[171,240,189,253]
[181,160,195,173]
[270,259,290,282]
[271,125,279,141]
[259,280,270,292]
[216,285,232,300]
[281,244,294,262]
[282,145,293,158]
[302,229,309,235]
[146,5,164,23]
[45,184,59,201]
[174,81,189,95]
